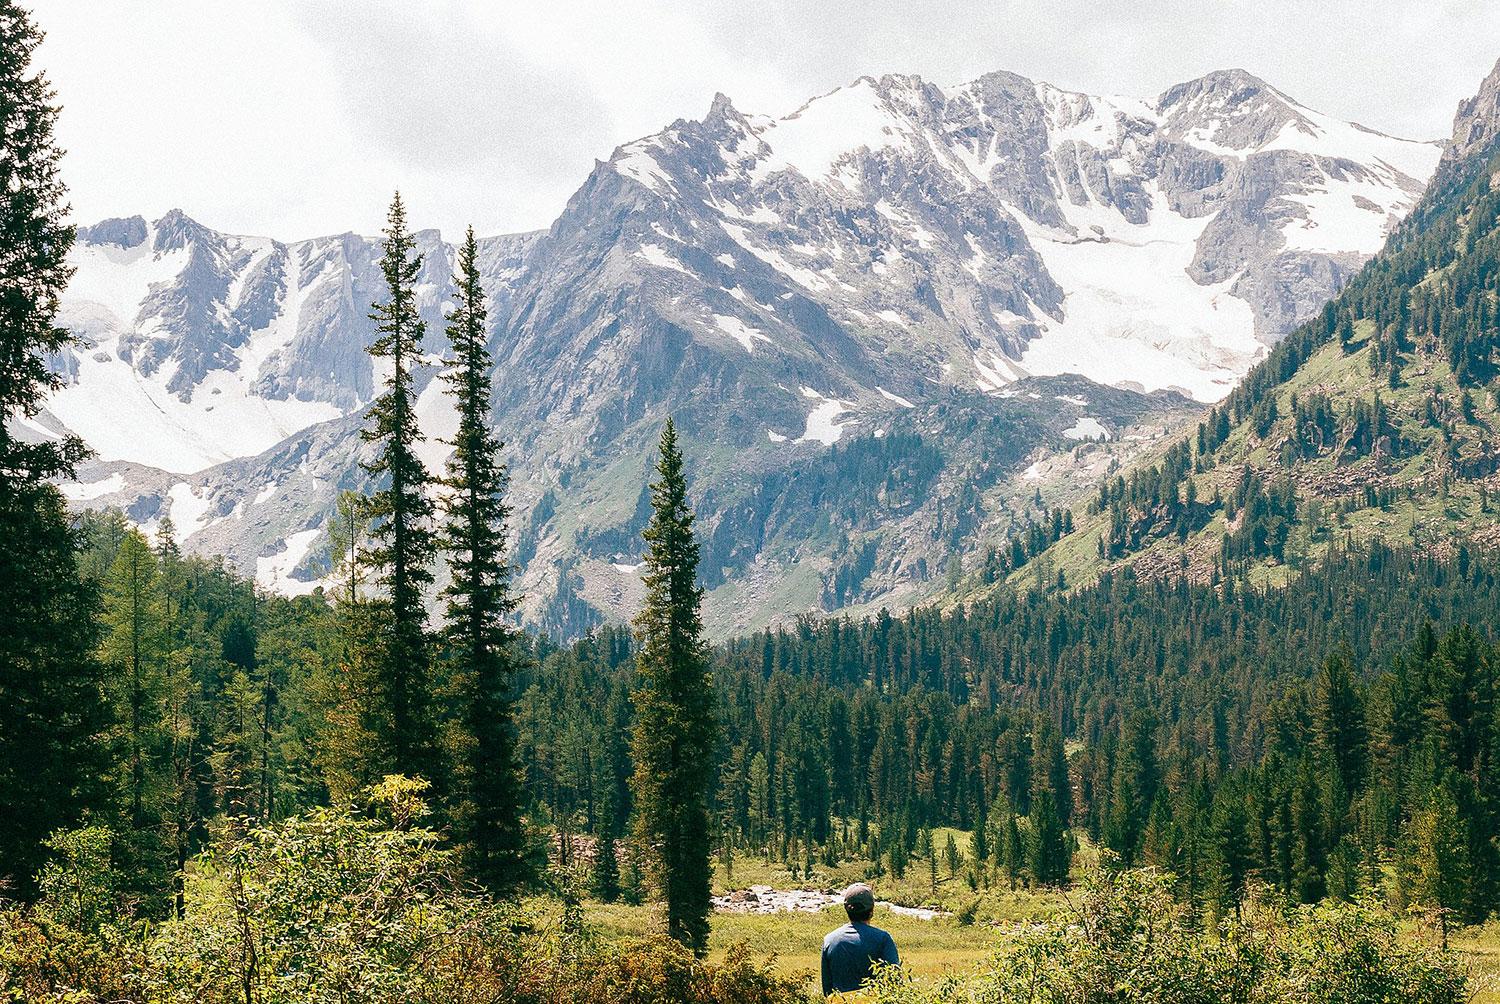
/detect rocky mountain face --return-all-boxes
[32,67,1444,638]
[977,57,1500,602]
[1446,57,1500,166]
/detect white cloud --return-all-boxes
[28,1,1500,241]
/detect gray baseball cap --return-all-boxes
[842,883,875,914]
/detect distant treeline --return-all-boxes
[520,541,1499,923]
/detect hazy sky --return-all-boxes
[30,1,1500,240]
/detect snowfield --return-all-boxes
[1013,190,1263,402]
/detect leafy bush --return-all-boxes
[574,939,807,1004]
[864,868,1470,1004]
[0,908,146,1003]
[0,778,808,1004]
[34,824,119,934]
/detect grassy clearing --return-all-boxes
[1453,922,1500,1003]
[562,844,1500,999]
[573,842,1067,997]
[590,900,997,992]
[584,897,1500,1000]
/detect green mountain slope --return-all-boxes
[964,59,1500,600]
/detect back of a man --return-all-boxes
[821,883,900,996]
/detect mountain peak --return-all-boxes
[1156,67,1286,117]
[52,62,1449,634]
[707,91,736,119]
[151,208,211,252]
[1445,56,1500,166]
[77,215,147,249]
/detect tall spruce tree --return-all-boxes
[630,418,717,954]
[359,192,441,788]
[439,226,528,894]
[99,531,171,910]
[0,1,111,896]
[1027,720,1072,885]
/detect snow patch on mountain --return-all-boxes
[1063,416,1110,440]
[615,140,675,192]
[167,482,211,544]
[796,387,857,445]
[877,386,915,408]
[751,77,915,185]
[67,240,189,327]
[412,373,460,476]
[59,472,124,502]
[47,338,342,472]
[1260,105,1441,181]
[712,313,772,352]
[1011,190,1261,401]
[636,243,694,278]
[256,529,323,596]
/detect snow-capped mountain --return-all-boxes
[46,211,538,472]
[589,67,1436,403]
[35,67,1443,636]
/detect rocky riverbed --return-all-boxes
[712,885,950,921]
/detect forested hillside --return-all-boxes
[2,2,1496,999]
[529,543,1500,924]
[965,59,1500,600]
[32,511,1500,932]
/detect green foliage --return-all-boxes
[0,786,807,1004]
[631,419,718,954]
[357,191,442,790]
[438,227,529,895]
[99,530,173,906]
[0,0,110,898]
[572,940,805,1004]
[34,826,118,934]
[0,0,87,485]
[863,868,1470,1004]
[0,482,110,897]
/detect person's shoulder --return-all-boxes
[823,924,852,947]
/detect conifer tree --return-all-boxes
[1401,778,1475,946]
[629,418,717,954]
[1206,785,1252,920]
[1027,788,1070,885]
[943,832,962,878]
[359,192,441,788]
[1103,711,1159,865]
[591,811,621,904]
[1026,723,1072,885]
[0,1,84,488]
[1002,809,1023,890]
[0,0,111,896]
[970,811,990,865]
[439,226,528,894]
[316,491,379,802]
[1315,651,1368,803]
[100,531,171,910]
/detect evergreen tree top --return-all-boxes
[0,0,86,483]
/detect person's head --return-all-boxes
[842,883,875,923]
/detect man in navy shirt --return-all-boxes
[821,883,900,996]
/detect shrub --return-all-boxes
[569,939,806,1004]
[863,868,1471,1004]
[0,779,809,1004]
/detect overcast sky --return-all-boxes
[29,1,1500,240]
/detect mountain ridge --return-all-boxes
[972,56,1500,604]
[31,64,1449,637]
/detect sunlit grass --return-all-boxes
[1452,921,1500,1003]
[566,842,1500,1000]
